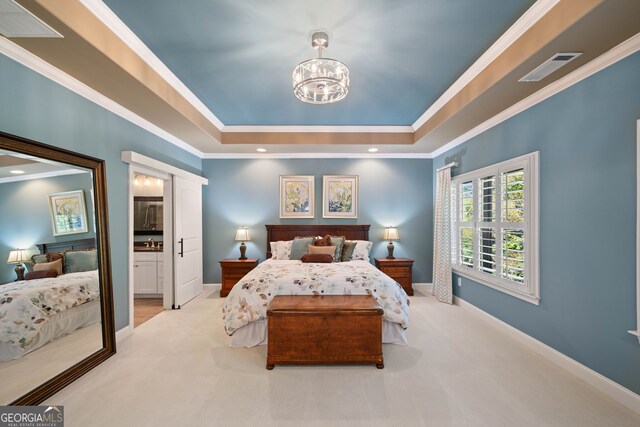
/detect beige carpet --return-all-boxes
[46,285,640,427]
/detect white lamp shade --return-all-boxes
[235,228,250,242]
[7,249,29,264]
[383,227,400,241]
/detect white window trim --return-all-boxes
[452,152,540,305]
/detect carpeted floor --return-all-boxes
[46,285,640,426]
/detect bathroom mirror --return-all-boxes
[0,131,115,405]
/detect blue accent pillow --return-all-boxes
[290,237,314,260]
[64,249,98,273]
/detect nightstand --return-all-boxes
[219,258,259,297]
[374,258,414,296]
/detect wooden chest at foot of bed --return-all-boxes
[266,295,384,370]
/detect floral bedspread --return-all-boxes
[0,270,99,349]
[222,260,410,335]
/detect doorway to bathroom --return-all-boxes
[131,169,169,328]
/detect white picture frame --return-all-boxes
[48,190,89,236]
[279,175,315,218]
[322,175,358,218]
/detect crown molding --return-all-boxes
[223,126,414,133]
[201,152,434,160]
[430,33,640,158]
[411,0,560,130]
[0,168,87,184]
[2,28,635,160]
[0,36,203,158]
[79,0,224,131]
[1,0,634,161]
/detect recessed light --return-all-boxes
[10,170,25,174]
[256,148,267,153]
[368,148,378,153]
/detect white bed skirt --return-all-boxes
[0,300,101,361]
[230,319,407,347]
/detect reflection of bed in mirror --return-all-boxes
[0,238,106,404]
[0,238,100,362]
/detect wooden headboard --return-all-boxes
[36,238,96,254]
[265,224,370,259]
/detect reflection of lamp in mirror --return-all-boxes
[235,227,250,260]
[383,227,399,259]
[7,249,29,281]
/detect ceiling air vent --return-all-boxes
[519,52,582,82]
[0,0,62,38]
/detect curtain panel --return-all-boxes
[433,167,453,304]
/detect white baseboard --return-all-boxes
[115,325,133,343]
[455,296,640,415]
[413,283,433,293]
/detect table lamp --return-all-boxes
[235,227,250,260]
[383,227,399,259]
[7,249,29,281]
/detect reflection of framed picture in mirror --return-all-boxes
[323,175,358,218]
[279,175,315,218]
[48,190,88,236]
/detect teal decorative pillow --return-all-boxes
[329,235,346,262]
[341,241,357,262]
[64,249,98,273]
[290,237,314,260]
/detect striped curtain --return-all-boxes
[433,167,453,304]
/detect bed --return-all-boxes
[0,238,101,361]
[222,224,410,347]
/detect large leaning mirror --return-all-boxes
[0,131,115,405]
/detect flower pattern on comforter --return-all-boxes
[0,270,99,349]
[222,260,410,335]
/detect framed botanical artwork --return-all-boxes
[279,175,315,218]
[323,175,358,218]
[48,190,89,236]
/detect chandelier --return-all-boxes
[292,31,349,104]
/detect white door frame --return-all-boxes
[123,151,208,333]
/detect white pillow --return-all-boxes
[271,240,293,260]
[350,240,373,262]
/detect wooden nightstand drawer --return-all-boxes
[219,258,259,297]
[381,267,410,277]
[374,258,414,296]
[224,270,250,279]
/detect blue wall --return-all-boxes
[0,173,96,283]
[202,159,433,283]
[433,52,640,394]
[0,54,203,330]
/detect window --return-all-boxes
[451,152,539,304]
